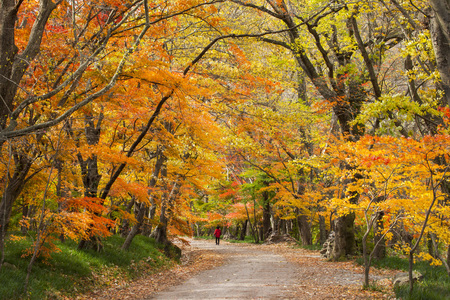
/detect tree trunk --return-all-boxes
[120,197,135,237]
[244,202,259,243]
[447,245,450,270]
[262,190,271,240]
[0,153,34,242]
[373,212,386,259]
[122,148,164,250]
[77,114,103,250]
[332,213,356,260]
[239,220,247,240]
[273,216,280,235]
[21,202,29,235]
[429,0,450,107]
[297,212,312,246]
[279,219,286,235]
[143,200,157,236]
[259,224,264,241]
[122,202,146,250]
[319,214,328,245]
[153,180,179,244]
[77,114,103,199]
[0,0,58,132]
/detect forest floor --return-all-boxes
[78,238,399,299]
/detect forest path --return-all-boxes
[81,238,395,299]
[148,239,394,299]
[150,239,299,299]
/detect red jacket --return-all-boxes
[214,228,221,237]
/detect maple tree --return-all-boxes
[0,0,232,267]
[1,0,450,296]
[325,133,450,287]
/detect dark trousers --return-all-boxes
[215,237,220,245]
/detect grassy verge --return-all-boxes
[356,256,450,300]
[0,234,175,299]
[294,243,322,251]
[227,236,262,244]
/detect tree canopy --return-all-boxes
[1,0,450,294]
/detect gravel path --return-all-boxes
[150,240,300,299]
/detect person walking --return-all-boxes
[214,226,222,245]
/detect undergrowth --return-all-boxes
[0,234,174,300]
[356,256,450,300]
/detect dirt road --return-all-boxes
[83,239,394,299]
[150,239,300,299]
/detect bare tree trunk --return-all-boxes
[21,200,30,235]
[239,220,247,240]
[319,214,328,245]
[77,114,103,198]
[279,219,286,235]
[262,190,271,240]
[77,113,104,250]
[122,202,147,250]
[429,0,450,107]
[143,199,157,236]
[244,202,259,243]
[332,213,356,260]
[153,179,179,244]
[0,153,34,253]
[373,212,386,259]
[253,196,259,243]
[447,245,450,273]
[120,197,135,237]
[296,210,312,246]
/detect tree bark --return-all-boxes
[297,212,312,246]
[153,181,179,244]
[373,212,386,259]
[429,0,450,107]
[77,113,103,250]
[0,0,58,130]
[262,189,271,240]
[120,196,135,237]
[239,220,247,240]
[319,214,328,245]
[0,153,34,239]
[122,148,164,250]
[447,245,450,269]
[332,213,356,260]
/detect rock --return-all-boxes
[320,231,335,259]
[222,232,236,240]
[393,271,423,287]
[2,262,17,270]
[162,241,182,261]
[264,234,297,244]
